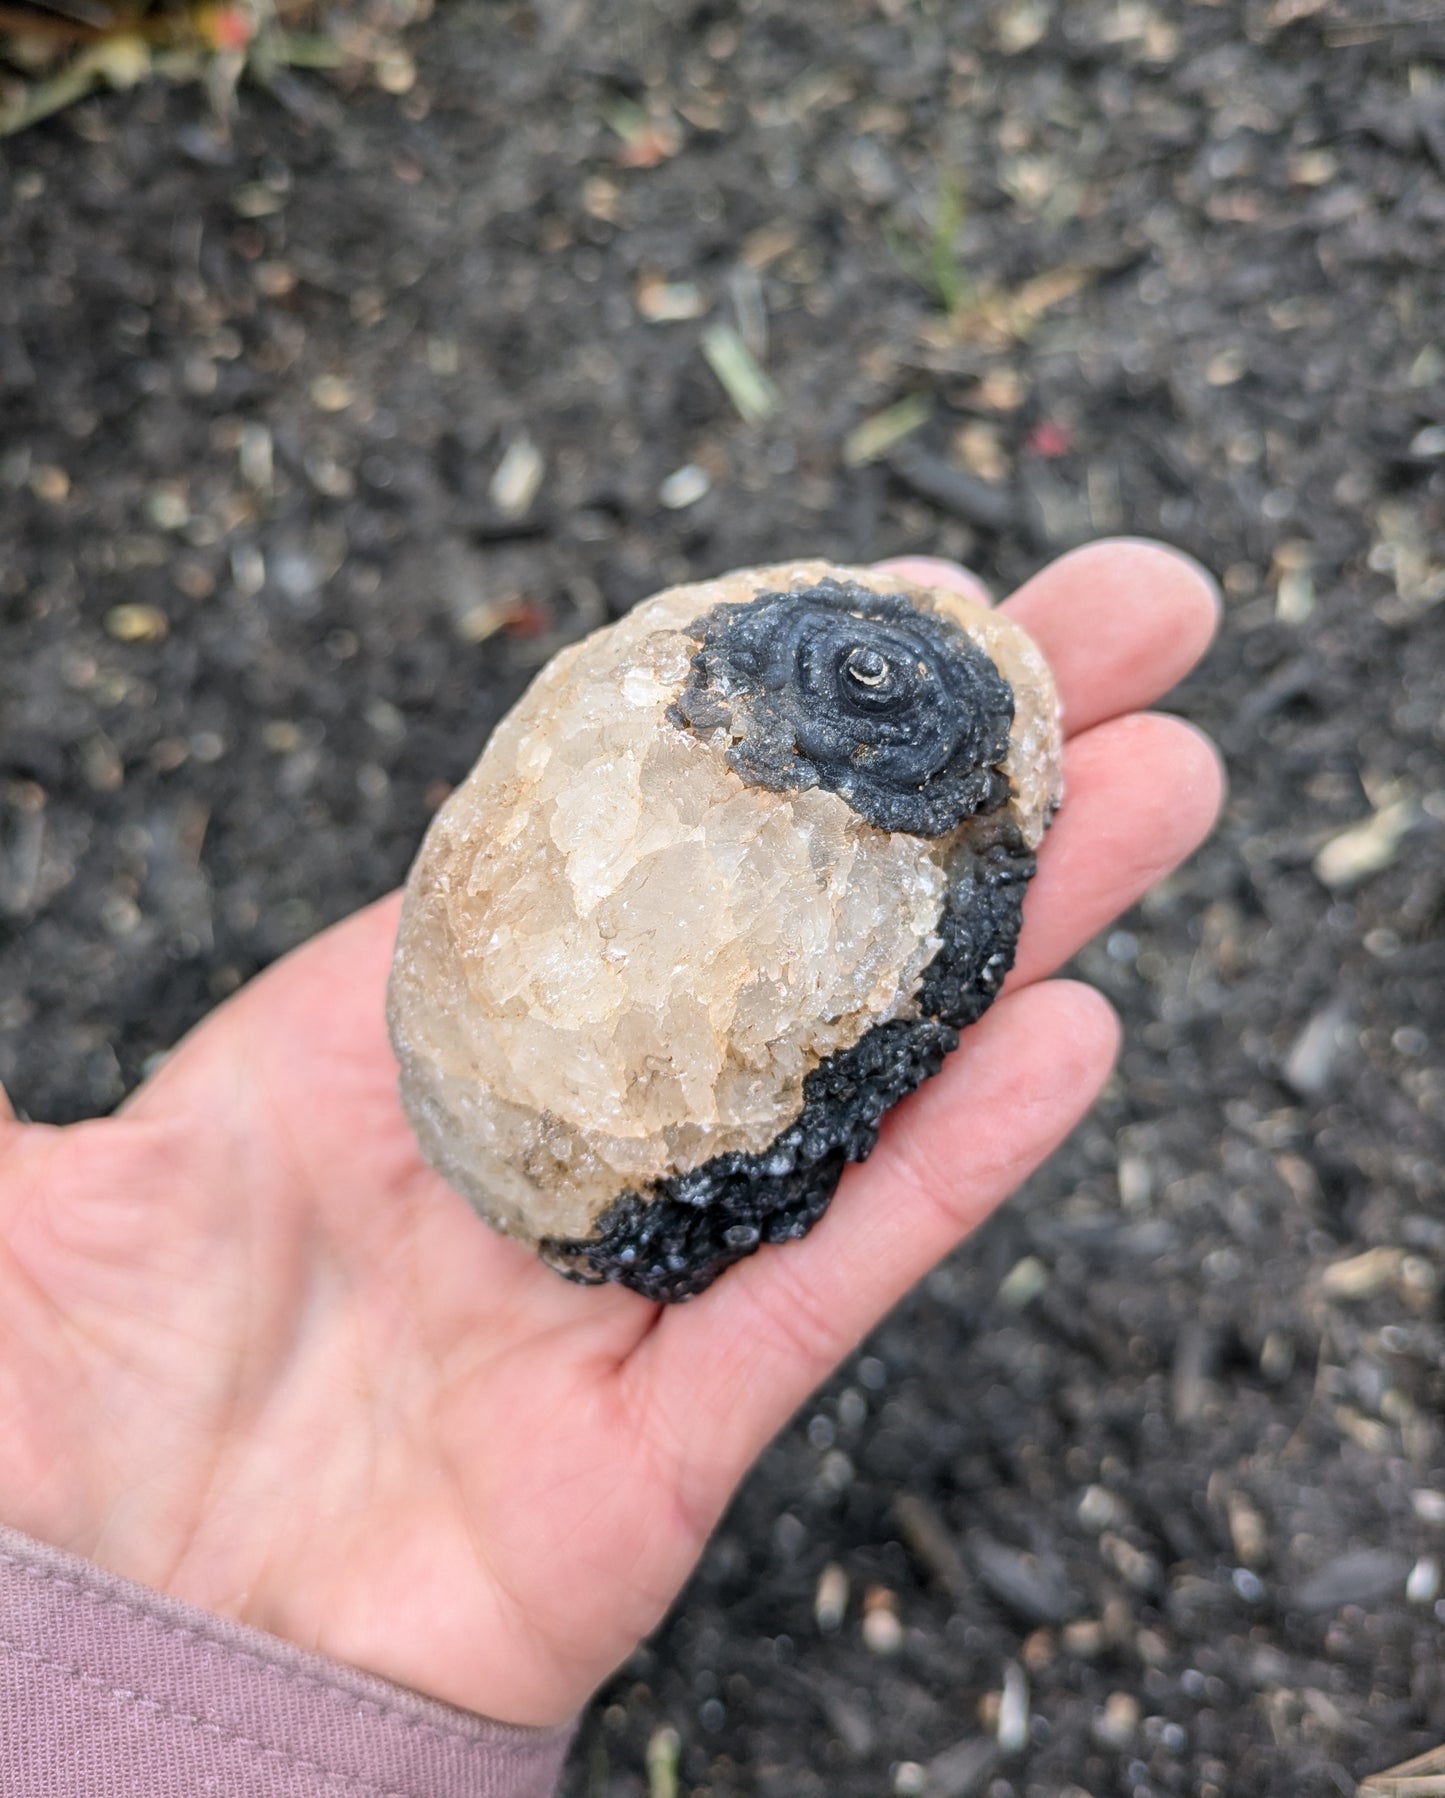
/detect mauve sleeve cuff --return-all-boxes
[0,1524,576,1798]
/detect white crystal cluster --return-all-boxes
[388,562,1061,1250]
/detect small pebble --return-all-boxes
[489,435,545,516]
[997,1255,1049,1308]
[1259,1332,1295,1383]
[862,1586,904,1656]
[1062,1618,1106,1658]
[1283,1001,1351,1097]
[29,463,69,503]
[104,604,168,644]
[1078,1485,1118,1532]
[1099,1532,1159,1593]
[815,1562,849,1633]
[1275,567,1315,624]
[997,1662,1029,1753]
[1407,1556,1441,1605]
[1094,1690,1140,1748]
[636,275,708,322]
[1226,1491,1268,1568]
[1412,1490,1445,1527]
[145,485,190,531]
[100,893,142,937]
[836,1387,867,1430]
[238,422,274,495]
[1117,1152,1152,1211]
[659,463,711,509]
[309,374,355,413]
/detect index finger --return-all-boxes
[880,540,1220,738]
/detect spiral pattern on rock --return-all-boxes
[673,578,1016,837]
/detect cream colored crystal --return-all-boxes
[388,561,1061,1247]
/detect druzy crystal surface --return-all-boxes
[388,561,1062,1300]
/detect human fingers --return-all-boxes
[876,542,1218,738]
[628,978,1119,1491]
[873,555,994,609]
[1006,711,1224,991]
[1000,539,1220,736]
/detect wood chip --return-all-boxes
[489,435,545,517]
[949,265,1094,348]
[1314,798,1415,888]
[636,274,707,322]
[892,1492,969,1600]
[104,603,168,643]
[1321,1245,1405,1300]
[1360,1741,1445,1797]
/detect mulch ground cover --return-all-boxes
[2,2,1443,1792]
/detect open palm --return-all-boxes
[0,543,1222,1727]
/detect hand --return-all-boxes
[0,542,1222,1727]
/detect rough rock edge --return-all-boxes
[539,820,1036,1302]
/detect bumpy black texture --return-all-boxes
[541,825,1037,1302]
[540,1019,957,1300]
[672,579,1015,838]
[916,820,1038,1026]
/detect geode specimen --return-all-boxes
[388,561,1061,1301]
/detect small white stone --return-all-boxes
[861,1588,903,1656]
[659,463,711,509]
[489,435,545,517]
[814,1562,849,1633]
[1407,1556,1440,1605]
[997,1661,1029,1752]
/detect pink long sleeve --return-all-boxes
[0,1524,575,1797]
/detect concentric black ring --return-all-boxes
[671,579,1014,837]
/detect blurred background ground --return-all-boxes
[1,1,1444,1793]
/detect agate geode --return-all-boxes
[388,561,1062,1301]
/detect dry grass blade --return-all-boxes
[843,394,932,468]
[700,323,778,424]
[951,265,1095,347]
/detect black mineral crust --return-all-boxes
[671,579,1015,837]
[540,820,1037,1303]
[542,581,1034,1302]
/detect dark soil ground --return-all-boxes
[3,2,1444,1793]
